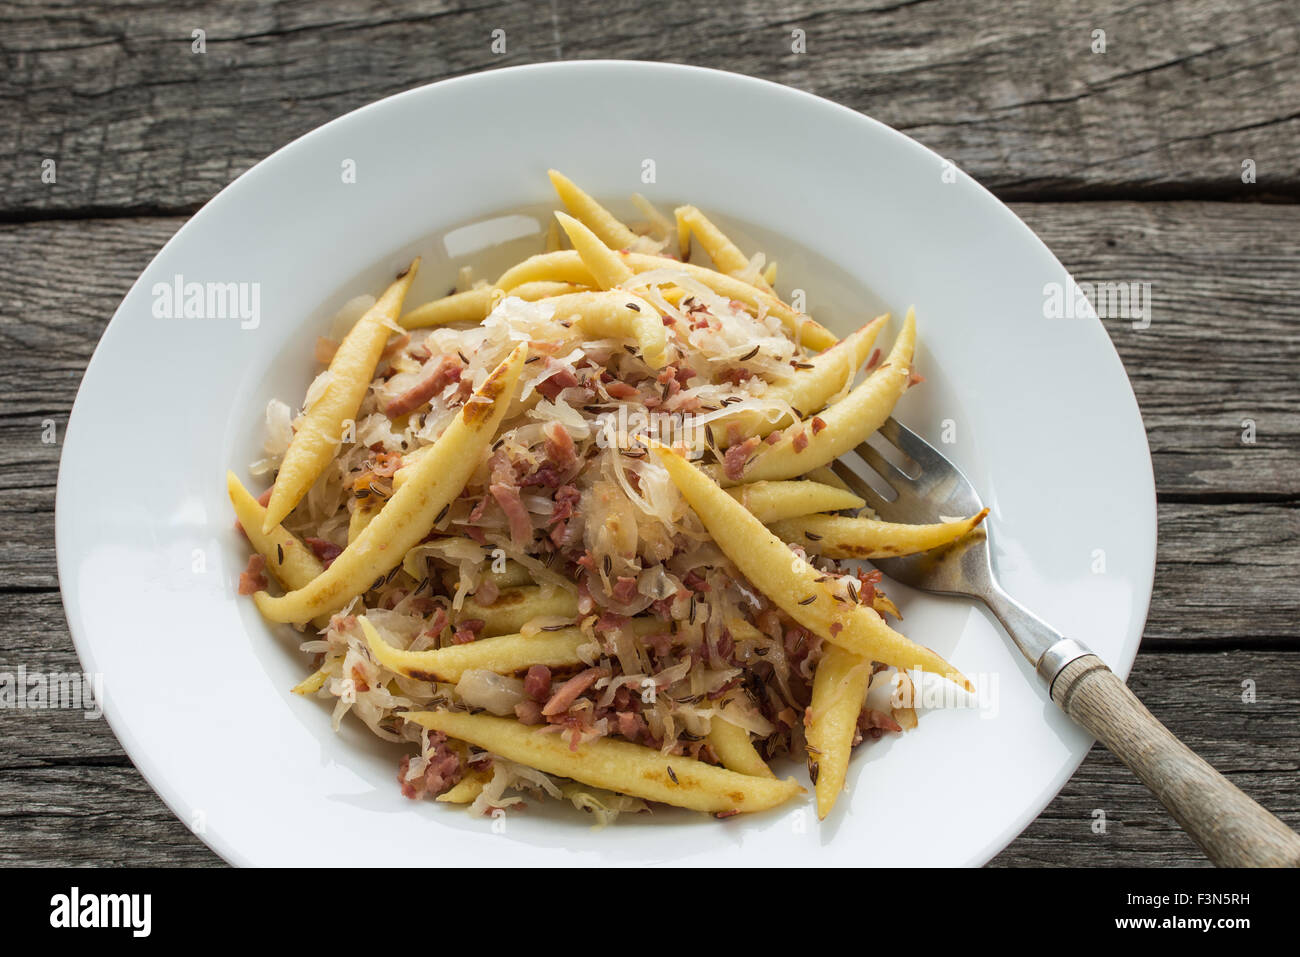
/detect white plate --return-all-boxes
[57,61,1155,867]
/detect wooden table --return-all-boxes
[2,0,1296,867]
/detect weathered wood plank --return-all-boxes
[2,203,1296,500]
[992,649,1300,866]
[1,641,1293,866]
[6,492,1297,640]
[1011,201,1300,497]
[1,0,1297,215]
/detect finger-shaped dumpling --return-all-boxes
[404,710,803,815]
[770,509,989,560]
[651,442,971,691]
[253,344,528,623]
[264,261,419,531]
[806,643,874,819]
[735,310,916,484]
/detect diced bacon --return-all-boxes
[521,466,562,489]
[523,664,552,702]
[383,355,462,417]
[490,482,534,547]
[237,553,267,595]
[611,576,639,603]
[723,436,761,480]
[257,486,274,507]
[682,571,710,592]
[423,606,449,640]
[514,699,544,725]
[811,416,827,435]
[452,619,485,644]
[717,367,753,386]
[605,381,640,399]
[543,420,578,472]
[304,536,343,568]
[864,347,882,371]
[475,577,500,606]
[792,429,809,453]
[617,711,646,742]
[369,451,402,477]
[550,484,581,526]
[642,630,674,656]
[542,667,606,716]
[397,733,462,799]
[536,364,580,401]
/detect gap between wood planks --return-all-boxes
[2,184,1297,226]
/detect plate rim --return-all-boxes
[55,59,1157,868]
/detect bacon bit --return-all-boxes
[523,665,552,702]
[863,708,903,735]
[682,570,710,592]
[543,420,578,472]
[350,664,370,693]
[811,416,827,435]
[383,354,462,417]
[764,431,781,445]
[514,699,545,725]
[423,606,449,640]
[452,619,485,644]
[257,486,274,507]
[369,450,403,478]
[616,711,645,743]
[397,734,463,799]
[864,347,883,372]
[723,435,761,480]
[605,380,640,399]
[856,568,881,606]
[542,667,606,716]
[829,621,844,638]
[908,371,926,387]
[304,536,343,568]
[475,577,500,606]
[611,576,639,603]
[536,363,580,401]
[490,482,534,548]
[237,553,267,595]
[791,429,809,453]
[716,367,754,386]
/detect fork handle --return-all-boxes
[1048,652,1300,867]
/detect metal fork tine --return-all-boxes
[879,416,950,474]
[830,459,916,524]
[856,439,912,484]
[829,459,889,505]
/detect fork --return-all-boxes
[829,417,1300,867]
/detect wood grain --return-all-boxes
[2,0,1298,216]
[991,652,1300,867]
[1050,654,1300,866]
[1,0,1297,866]
[1012,201,1300,498]
[2,203,1297,500]
[2,627,1293,866]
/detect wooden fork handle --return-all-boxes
[1050,654,1300,867]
